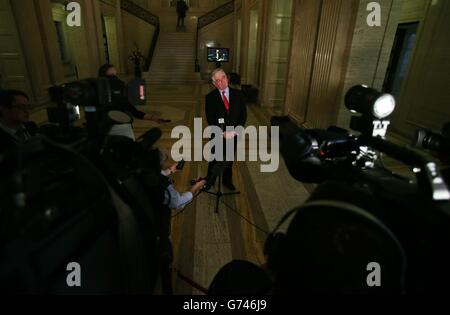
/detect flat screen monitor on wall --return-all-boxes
[207,48,230,63]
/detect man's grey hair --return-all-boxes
[211,68,227,82]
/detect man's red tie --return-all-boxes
[222,91,230,113]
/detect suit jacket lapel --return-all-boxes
[228,88,233,106]
[216,89,223,106]
[229,88,236,116]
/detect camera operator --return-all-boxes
[0,90,37,152]
[208,181,406,295]
[98,64,169,124]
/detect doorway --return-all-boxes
[383,22,419,100]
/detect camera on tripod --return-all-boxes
[272,85,449,202]
[44,76,132,144]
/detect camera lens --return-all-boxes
[413,129,428,149]
[414,129,447,152]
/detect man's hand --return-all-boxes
[144,114,171,124]
[190,180,207,194]
[223,131,238,140]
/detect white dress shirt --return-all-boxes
[220,87,230,102]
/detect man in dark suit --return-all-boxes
[205,69,247,191]
[0,90,35,153]
[176,0,189,28]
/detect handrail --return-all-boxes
[120,0,160,72]
[195,0,235,73]
[145,23,160,71]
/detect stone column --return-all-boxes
[238,0,250,84]
[79,0,105,77]
[33,0,65,86]
[284,0,360,129]
[336,0,401,129]
[116,0,127,74]
[10,0,53,104]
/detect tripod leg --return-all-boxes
[215,178,222,213]
[215,192,220,213]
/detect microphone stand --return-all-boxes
[203,173,240,214]
[203,118,240,214]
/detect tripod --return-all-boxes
[204,174,240,213]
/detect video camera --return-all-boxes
[46,76,129,140]
[272,85,450,292]
[272,85,449,201]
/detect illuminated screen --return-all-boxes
[207,48,230,62]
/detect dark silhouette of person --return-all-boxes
[98,64,169,124]
[208,181,407,295]
[176,0,189,28]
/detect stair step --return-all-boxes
[148,74,199,77]
[150,72,196,76]
[151,63,195,66]
[158,39,194,42]
[148,23,200,84]
[157,44,194,47]
[152,58,194,61]
[151,64,194,67]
